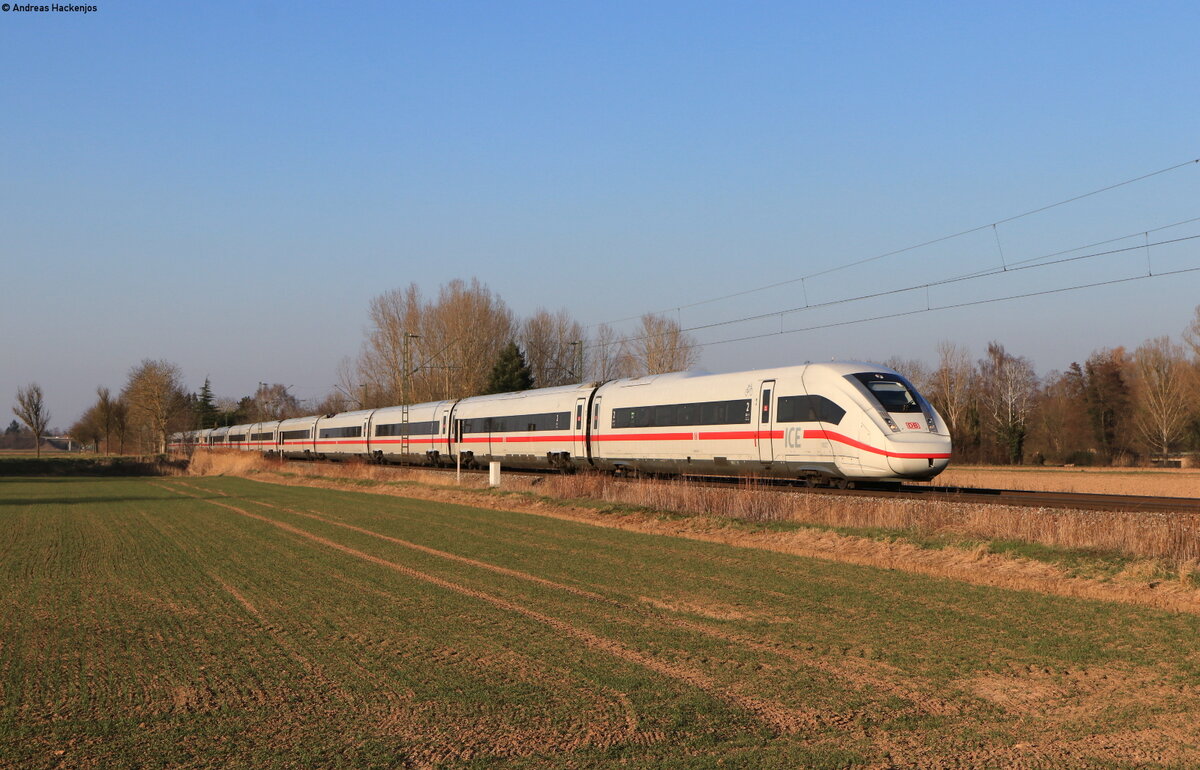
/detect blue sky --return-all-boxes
[3,1,1198,425]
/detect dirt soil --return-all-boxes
[933,465,1200,497]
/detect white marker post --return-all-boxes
[489,461,501,488]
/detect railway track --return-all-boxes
[816,483,1200,515]
[645,471,1199,514]
[260,454,1200,515]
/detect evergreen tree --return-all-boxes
[483,342,534,395]
[194,378,219,429]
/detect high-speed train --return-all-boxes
[171,362,952,485]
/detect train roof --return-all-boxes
[459,381,599,403]
[602,361,902,387]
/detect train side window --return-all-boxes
[760,390,771,422]
[777,395,845,425]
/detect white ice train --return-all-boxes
[171,362,952,485]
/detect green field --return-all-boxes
[2,476,1199,768]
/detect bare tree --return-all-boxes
[333,356,368,410]
[69,404,103,452]
[96,386,117,455]
[1026,370,1091,463]
[1074,348,1134,463]
[357,284,424,406]
[110,398,128,454]
[978,342,1038,464]
[882,357,932,396]
[313,389,351,416]
[521,308,584,387]
[927,341,975,442]
[121,359,189,454]
[586,322,629,382]
[13,383,50,458]
[1132,336,1191,457]
[621,313,699,377]
[355,279,515,404]
[1183,305,1200,361]
[253,382,302,421]
[421,278,516,399]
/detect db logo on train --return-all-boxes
[905,422,921,430]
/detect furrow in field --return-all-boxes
[142,489,641,763]
[205,572,357,706]
[275,499,956,720]
[170,479,624,604]
[168,479,961,723]
[157,482,824,735]
[195,481,962,720]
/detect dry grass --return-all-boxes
[537,473,1200,566]
[933,465,1200,497]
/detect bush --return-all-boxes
[1062,450,1096,467]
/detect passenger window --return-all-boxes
[761,389,771,422]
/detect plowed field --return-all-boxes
[3,476,1199,768]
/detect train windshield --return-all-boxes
[850,372,923,413]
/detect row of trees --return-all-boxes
[337,278,698,409]
[57,279,699,453]
[47,274,1200,465]
[67,366,309,455]
[67,361,186,455]
[900,310,1200,465]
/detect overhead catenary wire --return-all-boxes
[937,214,1200,283]
[589,157,1200,330]
[687,263,1200,353]
[604,230,1200,348]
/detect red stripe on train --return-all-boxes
[803,430,951,459]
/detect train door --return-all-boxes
[311,417,324,457]
[590,396,603,464]
[446,403,460,460]
[572,396,587,458]
[436,403,454,460]
[757,379,776,464]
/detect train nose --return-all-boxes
[887,454,950,479]
[884,435,952,479]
